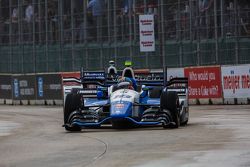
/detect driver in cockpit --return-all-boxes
[120,60,137,91]
[118,76,135,90]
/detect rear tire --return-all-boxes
[180,106,189,126]
[181,120,188,126]
[160,91,180,128]
[64,93,82,131]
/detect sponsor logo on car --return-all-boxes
[115,103,124,109]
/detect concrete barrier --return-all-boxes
[5,99,13,105]
[1,66,250,106]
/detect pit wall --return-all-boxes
[0,65,249,105]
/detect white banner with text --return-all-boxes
[139,15,155,52]
[221,64,250,98]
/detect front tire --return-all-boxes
[160,91,180,128]
[64,93,82,131]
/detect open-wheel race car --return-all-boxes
[62,64,189,131]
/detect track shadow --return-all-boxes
[62,124,192,133]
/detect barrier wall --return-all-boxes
[150,65,249,105]
[184,66,224,105]
[35,74,63,105]
[0,75,12,104]
[0,74,63,105]
[221,64,250,104]
[0,65,249,105]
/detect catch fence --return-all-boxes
[0,0,250,73]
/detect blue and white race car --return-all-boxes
[63,66,189,131]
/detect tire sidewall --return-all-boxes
[64,93,82,124]
[160,91,180,128]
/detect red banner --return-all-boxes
[184,66,222,99]
[61,72,80,86]
[61,72,80,79]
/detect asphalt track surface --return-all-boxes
[0,105,250,167]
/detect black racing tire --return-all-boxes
[64,93,82,131]
[160,91,180,128]
[180,110,189,126]
[157,112,170,128]
[64,125,81,132]
[181,120,188,126]
[71,88,80,94]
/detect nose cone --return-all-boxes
[110,101,132,118]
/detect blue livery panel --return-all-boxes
[110,101,132,118]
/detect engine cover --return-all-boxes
[110,89,140,118]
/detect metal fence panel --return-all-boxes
[0,0,249,73]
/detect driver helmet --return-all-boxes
[118,76,134,90]
[109,60,115,66]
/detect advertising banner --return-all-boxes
[139,14,155,52]
[12,75,36,100]
[221,64,250,98]
[167,68,184,80]
[0,75,12,99]
[184,66,222,99]
[36,74,62,100]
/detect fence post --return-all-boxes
[234,0,239,64]
[71,0,75,71]
[220,0,224,36]
[45,0,49,72]
[160,0,166,67]
[214,0,219,64]
[32,0,36,73]
[113,0,117,64]
[9,0,13,73]
[59,0,64,72]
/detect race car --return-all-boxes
[62,65,189,131]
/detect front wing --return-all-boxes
[64,99,177,129]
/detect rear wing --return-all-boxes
[81,71,106,86]
[63,70,188,88]
[136,72,188,87]
[62,70,117,98]
[136,71,164,86]
[166,77,188,97]
[167,77,188,87]
[62,67,188,97]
